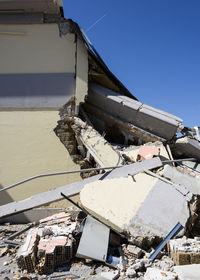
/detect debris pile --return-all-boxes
[1,1,200,279]
[1,86,200,278]
[17,213,76,274]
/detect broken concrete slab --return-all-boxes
[87,83,183,140]
[80,172,191,238]
[0,158,162,221]
[160,165,200,195]
[76,216,110,262]
[72,117,124,167]
[179,160,200,174]
[144,268,177,280]
[170,136,200,162]
[173,264,200,280]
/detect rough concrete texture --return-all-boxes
[80,174,156,233]
[0,158,162,221]
[180,161,200,174]
[88,83,183,140]
[73,117,123,167]
[144,268,177,280]
[80,173,190,238]
[161,165,200,195]
[174,264,200,280]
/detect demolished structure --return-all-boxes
[1,0,200,279]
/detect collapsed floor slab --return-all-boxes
[87,83,183,140]
[71,116,123,166]
[80,172,192,238]
[0,158,162,221]
[160,165,200,195]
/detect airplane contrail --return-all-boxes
[85,13,107,32]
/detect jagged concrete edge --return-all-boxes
[0,157,162,220]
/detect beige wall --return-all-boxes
[0,110,81,206]
[0,24,76,74]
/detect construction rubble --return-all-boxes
[1,84,200,280]
[1,0,200,279]
[1,82,200,279]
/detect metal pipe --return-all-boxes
[162,158,196,164]
[0,165,123,193]
[1,158,196,194]
[2,239,22,247]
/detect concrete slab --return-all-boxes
[161,165,200,195]
[174,264,200,280]
[88,83,183,140]
[0,157,162,221]
[80,172,191,238]
[144,268,177,280]
[76,216,110,262]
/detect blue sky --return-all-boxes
[63,0,200,128]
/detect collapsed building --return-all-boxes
[1,0,200,279]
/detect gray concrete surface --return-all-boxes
[174,264,200,280]
[88,83,182,140]
[161,165,200,195]
[170,137,200,162]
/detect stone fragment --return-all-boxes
[19,275,32,280]
[127,245,143,258]
[0,246,9,257]
[100,271,119,280]
[126,266,137,278]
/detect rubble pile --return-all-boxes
[1,45,200,280]
[17,213,76,274]
[1,1,200,279]
[1,95,200,279]
[1,94,200,280]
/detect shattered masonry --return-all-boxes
[1,0,200,280]
[17,212,75,274]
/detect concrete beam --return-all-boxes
[88,83,182,140]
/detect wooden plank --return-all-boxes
[0,157,162,220]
